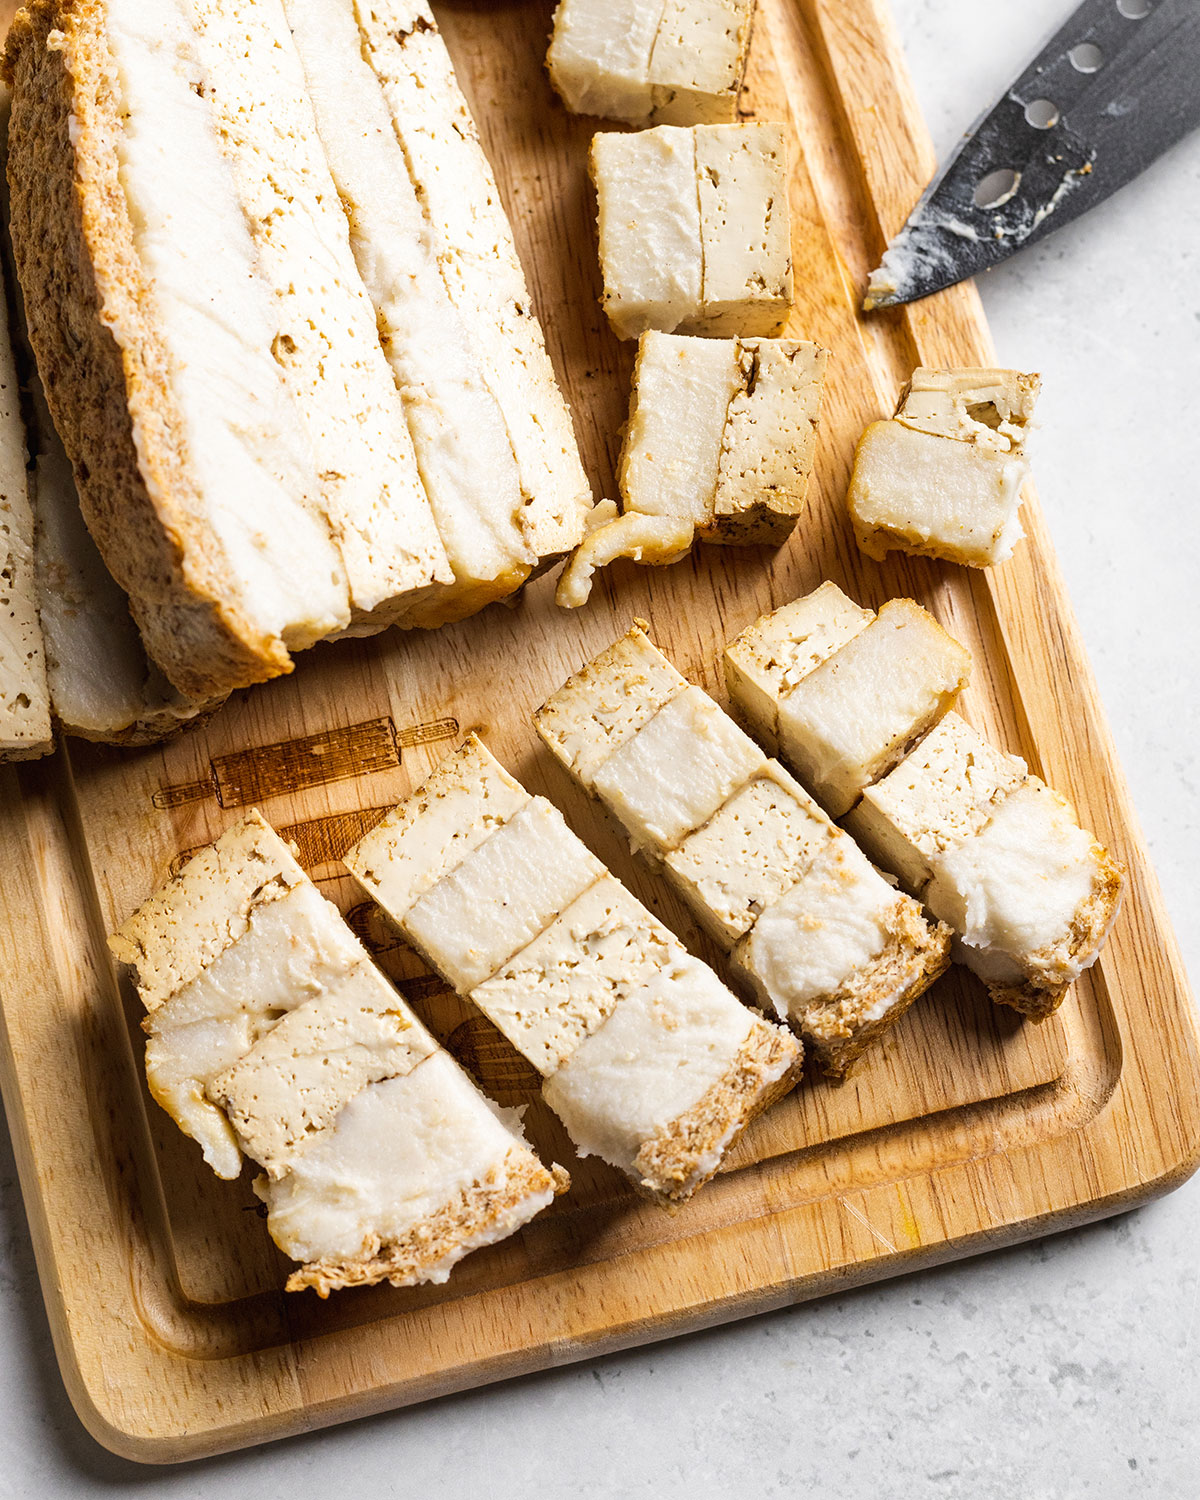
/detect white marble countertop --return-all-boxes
[1,1,1197,1493]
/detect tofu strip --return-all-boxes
[184,0,450,627]
[536,627,952,1076]
[111,811,562,1294]
[345,736,800,1201]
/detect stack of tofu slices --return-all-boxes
[0,0,592,754]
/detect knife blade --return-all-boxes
[864,0,1200,310]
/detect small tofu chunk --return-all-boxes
[926,780,1124,1018]
[849,368,1040,568]
[842,713,1027,896]
[591,123,793,339]
[535,624,689,786]
[647,0,755,124]
[663,762,833,943]
[591,684,767,852]
[555,508,696,610]
[724,582,873,754]
[403,799,605,991]
[343,735,529,927]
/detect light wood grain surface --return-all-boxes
[0,0,1196,1463]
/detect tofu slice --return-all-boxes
[5,0,352,698]
[724,588,971,816]
[548,0,754,127]
[344,740,801,1202]
[555,507,696,611]
[849,368,1040,569]
[539,628,952,1073]
[353,0,594,568]
[591,123,793,339]
[111,809,563,1292]
[187,0,450,629]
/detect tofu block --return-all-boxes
[849,368,1040,569]
[731,837,951,1075]
[402,798,606,991]
[591,684,768,852]
[723,581,873,754]
[548,0,754,127]
[926,780,1124,1019]
[343,735,529,927]
[534,624,689,786]
[662,762,833,944]
[591,123,793,339]
[843,713,1026,896]
[257,1051,563,1296]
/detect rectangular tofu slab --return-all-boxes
[591,123,793,339]
[344,739,801,1201]
[849,367,1040,569]
[4,0,354,698]
[111,810,562,1292]
[539,627,952,1074]
[548,0,754,127]
[724,586,971,816]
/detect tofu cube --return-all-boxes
[849,367,1040,568]
[548,0,755,127]
[591,123,793,339]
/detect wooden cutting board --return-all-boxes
[0,0,1197,1464]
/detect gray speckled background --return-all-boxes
[1,0,1196,1493]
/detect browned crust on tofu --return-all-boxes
[986,846,1125,1021]
[3,0,292,698]
[632,1017,802,1203]
[699,495,802,548]
[801,898,953,1079]
[283,1150,567,1297]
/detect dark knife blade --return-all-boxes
[864,0,1200,310]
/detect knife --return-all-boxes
[864,0,1200,310]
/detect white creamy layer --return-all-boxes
[591,684,766,851]
[256,1051,540,1272]
[542,955,754,1175]
[548,0,667,123]
[103,0,350,647]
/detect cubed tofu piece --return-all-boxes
[772,598,971,816]
[403,799,606,991]
[534,624,689,786]
[591,123,793,339]
[543,953,798,1200]
[343,735,529,927]
[257,1051,562,1296]
[926,780,1124,1019]
[842,713,1027,896]
[548,0,754,128]
[849,367,1040,568]
[662,761,833,944]
[724,582,873,754]
[591,684,767,852]
[731,837,951,1076]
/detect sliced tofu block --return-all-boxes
[849,368,1040,569]
[724,581,873,755]
[731,837,951,1075]
[534,624,689,787]
[548,0,754,127]
[543,953,797,1200]
[842,713,1027,897]
[355,1,593,567]
[591,684,768,852]
[256,1051,562,1296]
[591,123,793,339]
[402,798,606,991]
[5,0,352,697]
[662,762,832,944]
[343,735,529,928]
[926,780,1124,1019]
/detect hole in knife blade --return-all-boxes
[1069,42,1105,72]
[1117,0,1151,17]
[1024,98,1060,130]
[974,168,1021,209]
